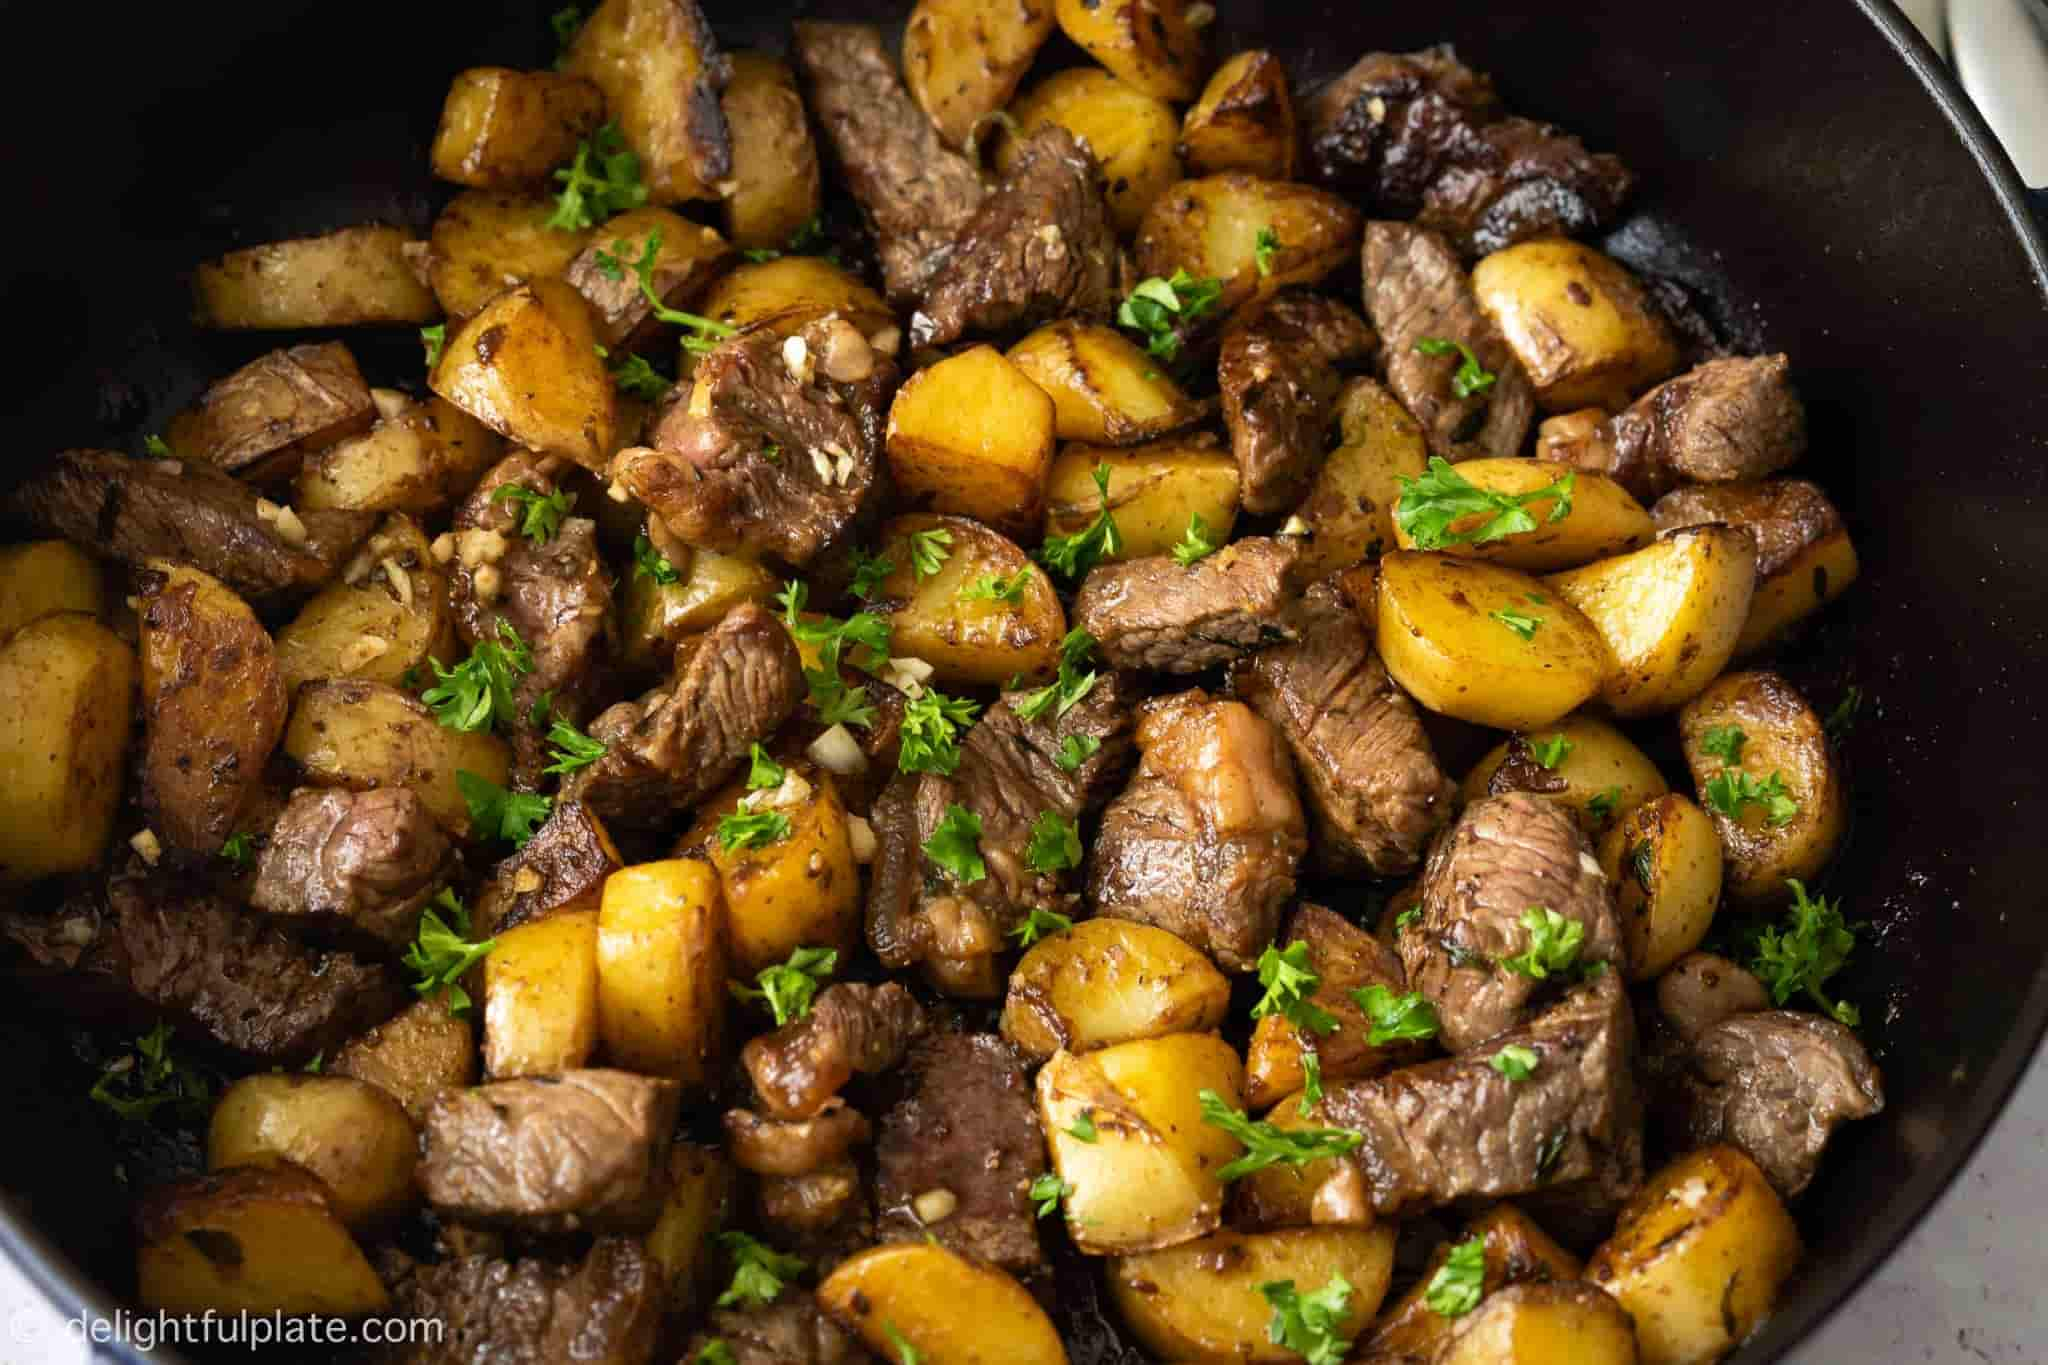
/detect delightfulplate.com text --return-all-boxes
[25,1308,443,1353]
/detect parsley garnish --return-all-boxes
[1299,1050,1325,1117]
[1703,768,1799,827]
[730,946,836,1026]
[1825,687,1863,743]
[1498,907,1586,979]
[402,889,495,1015]
[1395,457,1575,550]
[777,581,889,730]
[633,534,680,585]
[907,527,954,582]
[420,324,446,370]
[718,810,792,853]
[959,570,1029,604]
[550,6,584,58]
[89,1023,211,1123]
[219,831,257,868]
[423,621,534,733]
[898,689,980,776]
[596,343,672,401]
[1252,941,1338,1037]
[1171,512,1220,566]
[1253,226,1282,278]
[1010,906,1073,947]
[457,771,552,848]
[541,719,607,775]
[1528,734,1572,769]
[1259,1275,1353,1365]
[1752,879,1861,1027]
[1038,464,1124,580]
[490,483,573,546]
[1054,733,1102,773]
[1424,1237,1486,1318]
[849,549,896,600]
[697,1344,737,1365]
[1489,1044,1539,1081]
[1352,983,1440,1046]
[1394,905,1422,931]
[745,742,786,791]
[1491,606,1542,640]
[1015,629,1099,722]
[1065,1110,1099,1143]
[548,120,647,231]
[883,1323,922,1365]
[1586,785,1622,827]
[1029,1172,1073,1218]
[1117,269,1224,362]
[1413,337,1498,398]
[144,434,176,459]
[1200,1091,1364,1182]
[1699,724,1748,765]
[603,231,739,353]
[923,804,986,884]
[1025,810,1083,874]
[716,1232,805,1310]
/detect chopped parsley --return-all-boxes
[219,831,258,868]
[1010,906,1074,947]
[547,120,647,231]
[1171,512,1221,567]
[1423,1236,1486,1318]
[1703,768,1799,827]
[1698,723,1748,765]
[715,1232,805,1310]
[1251,941,1338,1037]
[1498,907,1586,980]
[883,1323,922,1365]
[1054,733,1102,773]
[777,581,890,731]
[423,621,534,734]
[718,810,793,853]
[696,1344,737,1365]
[602,231,738,353]
[1413,336,1498,399]
[746,742,786,791]
[1025,810,1083,874]
[1394,905,1423,931]
[1258,1274,1353,1365]
[1751,879,1861,1027]
[1352,983,1440,1046]
[1490,606,1542,640]
[730,946,837,1026]
[420,324,446,369]
[922,804,986,884]
[1029,1172,1073,1218]
[848,549,896,600]
[541,719,607,775]
[1395,457,1575,550]
[1299,1050,1325,1116]
[1038,463,1123,581]
[457,771,552,848]
[1825,686,1863,743]
[490,483,573,546]
[1014,629,1099,722]
[402,889,496,1016]
[1585,785,1623,827]
[1528,733,1573,769]
[898,688,980,776]
[633,533,681,584]
[958,570,1030,604]
[1117,269,1224,363]
[1253,226,1282,278]
[1200,1091,1364,1181]
[599,344,673,401]
[1066,1110,1099,1142]
[550,6,584,59]
[907,527,954,582]
[89,1023,211,1123]
[1489,1044,1539,1081]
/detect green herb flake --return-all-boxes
[1251,941,1338,1038]
[1171,512,1220,567]
[1200,1091,1364,1182]
[457,771,552,849]
[219,831,258,868]
[1258,1274,1354,1365]
[1253,226,1282,278]
[1037,464,1124,581]
[898,689,980,777]
[1751,878,1861,1027]
[1395,457,1574,551]
[1015,629,1099,722]
[715,1232,806,1311]
[1066,1109,1099,1143]
[548,120,648,231]
[541,719,607,776]
[908,527,954,582]
[1413,336,1498,399]
[1423,1236,1487,1318]
[1489,1043,1539,1081]
[402,889,496,1016]
[1117,268,1224,362]
[1703,768,1799,827]
[718,809,793,853]
[1009,906,1074,948]
[729,946,837,1027]
[1490,606,1542,640]
[923,804,986,884]
[1025,810,1083,874]
[1528,733,1573,770]
[1699,723,1748,765]
[1352,983,1441,1046]
[1054,732,1102,773]
[1498,907,1587,980]
[1029,1171,1074,1218]
[423,621,536,734]
[633,534,680,585]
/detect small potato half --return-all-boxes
[1001,918,1232,1062]
[426,190,591,320]
[192,226,438,330]
[1054,0,1206,100]
[596,859,728,1086]
[1136,175,1361,321]
[1396,459,1655,572]
[867,514,1066,688]
[1370,1204,1584,1358]
[905,0,1056,149]
[429,67,606,190]
[1290,377,1428,580]
[1459,713,1669,837]
[206,1074,418,1231]
[275,515,459,695]
[1178,50,1297,179]
[1472,238,1682,413]
[430,277,617,471]
[1600,794,1724,979]
[1042,435,1240,562]
[1004,68,1182,235]
[819,1241,1067,1365]
[1009,321,1211,446]
[887,344,1057,537]
[1435,1280,1641,1365]
[0,613,135,883]
[697,255,894,339]
[281,679,512,838]
[137,1165,390,1317]
[721,52,823,251]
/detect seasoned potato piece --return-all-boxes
[1037,1034,1242,1254]
[328,997,480,1125]
[867,514,1066,687]
[905,0,1056,148]
[1546,526,1757,717]
[1436,1280,1641,1365]
[431,67,606,189]
[1109,1226,1396,1363]
[1739,528,1858,655]
[137,1165,389,1316]
[721,52,822,250]
[1291,377,1428,579]
[1472,239,1682,413]
[206,1074,418,1231]
[281,680,512,838]
[819,1241,1066,1364]
[484,909,601,1078]
[563,0,732,205]
[596,859,728,1085]
[427,190,591,320]
[0,541,103,642]
[297,392,504,515]
[646,1144,735,1314]
[1370,1205,1583,1358]
[1178,50,1296,179]
[676,766,860,976]
[620,544,779,676]
[192,226,438,329]
[1678,671,1845,903]
[1376,551,1612,729]
[1396,460,1655,572]
[1652,480,1860,658]
[1459,714,1669,836]
[696,255,895,339]
[1600,794,1723,979]
[1003,68,1181,235]
[1008,321,1210,445]
[565,206,733,351]
[1588,1146,1802,1365]
[1001,919,1232,1062]
[887,345,1057,536]
[0,613,135,882]
[166,342,375,484]
[1230,1095,1366,1229]
[275,515,458,694]
[430,277,616,471]
[1043,435,1239,561]
[1135,175,1361,320]
[1054,0,1206,99]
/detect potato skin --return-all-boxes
[1135,175,1361,321]
[721,51,823,250]
[192,226,438,330]
[1369,1204,1584,1359]
[887,345,1057,537]
[562,0,733,205]
[1600,794,1724,979]
[697,255,894,338]
[206,1074,419,1230]
[1000,918,1231,1062]
[328,996,480,1125]
[1043,435,1240,561]
[905,0,1056,149]
[136,1164,390,1316]
[1472,238,1682,412]
[430,67,607,189]
[1008,321,1211,446]
[867,514,1065,688]
[165,342,375,484]
[596,859,728,1086]
[1291,377,1427,580]
[429,277,617,472]
[1178,50,1297,179]
[0,613,135,882]
[1396,459,1655,572]
[281,680,512,839]
[1054,0,1206,99]
[296,392,504,516]
[645,1144,735,1315]
[818,1241,1066,1365]
[1004,68,1181,235]
[484,909,601,1079]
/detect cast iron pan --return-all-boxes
[0,1,2044,1361]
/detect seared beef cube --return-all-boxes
[743,982,930,1121]
[757,1159,873,1265]
[1074,538,1305,675]
[1232,582,1454,876]
[10,449,374,605]
[382,1237,660,1365]
[1219,294,1378,514]
[615,314,897,568]
[1651,477,1842,578]
[418,1070,679,1234]
[470,800,622,938]
[1088,690,1307,972]
[791,23,984,304]
[249,787,455,952]
[910,126,1118,348]
[875,1033,1046,1272]
[1401,792,1623,1052]
[724,1101,872,1177]
[561,602,805,826]
[686,1290,874,1365]
[164,342,374,483]
[1483,734,1573,801]
[1364,222,1537,463]
[1655,951,1771,1042]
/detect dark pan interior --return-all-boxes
[0,2,2045,1361]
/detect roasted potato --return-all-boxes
[0,613,136,882]
[165,342,375,484]
[1739,528,1858,656]
[905,0,1056,148]
[1459,713,1670,836]
[1679,671,1845,903]
[820,1241,1066,1364]
[1436,1280,1641,1365]
[192,226,438,329]
[1037,1033,1242,1254]
[1370,1205,1584,1358]
[1108,1225,1396,1363]
[1472,238,1683,413]
[562,0,732,205]
[646,1144,735,1314]
[1599,794,1723,979]
[1043,435,1239,561]
[281,679,512,838]
[1230,1094,1368,1231]
[564,206,734,350]
[1003,68,1181,235]
[1376,551,1613,730]
[427,189,591,320]
[867,514,1066,687]
[1588,1146,1802,1365]
[137,1165,389,1316]
[1651,479,1859,657]
[275,515,459,694]
[1000,919,1232,1062]
[1546,526,1758,717]
[887,344,1057,536]
[1178,50,1296,179]
[594,859,728,1085]
[430,277,616,471]
[483,908,601,1078]
[206,1074,418,1231]
[472,800,625,937]
[328,997,480,1125]
[297,391,504,515]
[721,52,822,250]
[1008,321,1210,445]
[1396,459,1655,572]
[430,67,606,188]
[0,541,103,644]
[1290,377,1428,579]
[1054,0,1206,99]
[1136,175,1361,320]
[1243,905,1426,1112]
[696,255,895,339]
[620,543,780,675]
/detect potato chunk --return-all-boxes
[1136,175,1361,321]
[721,52,822,250]
[565,206,733,351]
[484,909,601,1078]
[1472,238,1682,412]
[1043,435,1240,562]
[427,190,592,320]
[646,1144,735,1315]
[1005,68,1181,235]
[328,997,479,1125]
[0,541,104,643]
[192,226,438,329]
[697,255,894,338]
[166,342,375,484]
[1178,50,1297,179]
[1008,321,1210,445]
[431,67,606,189]
[561,0,732,204]
[297,392,503,515]
[207,1074,418,1231]
[1054,0,1206,99]
[430,277,617,471]
[1001,919,1231,1062]
[1290,377,1428,579]
[1395,459,1655,572]
[1459,713,1669,837]
[275,515,459,694]
[281,680,511,839]
[867,514,1066,688]
[1436,1281,1642,1365]
[1369,1204,1584,1358]
[905,0,1056,148]
[1598,794,1724,979]
[818,1241,1065,1364]
[887,345,1057,537]
[595,859,728,1085]
[137,1165,389,1316]
[0,613,135,882]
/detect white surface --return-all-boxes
[1949,0,2048,183]
[0,1259,87,1365]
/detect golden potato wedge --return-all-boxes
[281,679,512,838]
[1678,670,1845,903]
[1459,713,1669,837]
[1008,321,1210,445]
[906,0,1056,148]
[1436,1280,1641,1365]
[1001,918,1232,1062]
[1055,0,1205,99]
[1243,905,1425,1113]
[887,345,1057,536]
[1600,794,1723,979]
[868,514,1066,687]
[1291,377,1428,579]
[1397,459,1655,572]
[1043,435,1239,561]
[297,392,505,515]
[721,52,822,250]
[620,544,780,676]
[1376,551,1612,730]
[1651,480,1860,658]
[563,0,732,205]
[483,909,601,1078]
[1135,175,1361,320]
[1003,68,1181,235]
[427,189,591,320]
[1178,50,1297,179]
[696,255,895,339]
[1545,527,1758,717]
[1738,529,1858,656]
[596,859,728,1085]
[1369,1205,1584,1358]
[472,800,625,937]
[137,1165,389,1316]
[1472,238,1682,413]
[646,1144,735,1314]
[192,226,438,330]
[431,67,606,189]
[328,997,480,1125]
[1109,1225,1396,1363]
[165,342,375,484]
[275,515,459,694]
[1229,1086,1359,1229]
[820,1241,1066,1364]
[0,541,103,643]
[565,206,734,350]
[431,277,616,471]
[1589,1146,1801,1365]
[1037,1033,1243,1254]
[206,1074,418,1231]
[0,613,135,882]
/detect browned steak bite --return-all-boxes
[469,800,621,938]
[1219,293,1379,514]
[1074,537,1305,675]
[249,787,455,952]
[381,1236,661,1365]
[1651,477,1842,578]
[723,1100,872,1178]
[743,982,931,1121]
[910,125,1118,348]
[685,1290,874,1365]
[791,21,985,304]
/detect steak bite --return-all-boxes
[1650,476,1843,577]
[469,800,622,938]
[249,787,455,953]
[685,1290,874,1365]
[382,1236,662,1365]
[1219,293,1379,515]
[1073,538,1305,676]
[742,981,931,1121]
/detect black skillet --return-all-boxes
[0,1,2043,1361]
